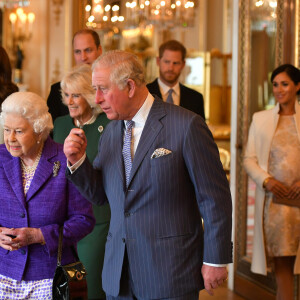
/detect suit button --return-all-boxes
[20,249,26,255]
[124,212,131,217]
[122,238,125,243]
[20,213,25,218]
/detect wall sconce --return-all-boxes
[9,8,35,43]
[9,7,35,83]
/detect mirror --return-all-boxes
[235,0,300,298]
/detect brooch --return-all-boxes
[98,125,104,133]
[53,161,61,177]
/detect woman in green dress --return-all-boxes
[53,64,110,300]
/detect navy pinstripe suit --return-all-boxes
[67,97,232,299]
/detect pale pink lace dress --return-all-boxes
[264,115,300,257]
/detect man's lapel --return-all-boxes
[128,97,166,187]
[114,121,127,187]
[154,79,162,98]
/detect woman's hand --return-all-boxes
[287,181,300,200]
[0,227,45,251]
[265,178,289,198]
[0,227,19,251]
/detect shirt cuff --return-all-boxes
[203,262,227,267]
[67,153,87,174]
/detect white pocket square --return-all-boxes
[151,148,172,159]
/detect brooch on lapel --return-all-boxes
[53,161,61,177]
[151,148,172,159]
[98,125,104,133]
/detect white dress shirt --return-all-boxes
[157,78,180,106]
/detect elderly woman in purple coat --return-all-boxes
[0,92,95,299]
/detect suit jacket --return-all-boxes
[68,97,232,298]
[244,101,300,275]
[147,78,205,119]
[47,81,69,122]
[0,137,95,281]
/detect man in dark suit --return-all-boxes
[147,40,205,119]
[64,51,232,300]
[47,29,102,122]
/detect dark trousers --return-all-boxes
[106,250,199,300]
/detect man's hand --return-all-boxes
[63,128,87,165]
[201,264,228,296]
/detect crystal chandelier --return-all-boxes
[125,0,196,28]
[85,0,125,30]
[0,0,30,9]
[84,0,196,30]
[251,0,277,20]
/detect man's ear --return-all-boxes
[156,57,160,66]
[127,79,136,98]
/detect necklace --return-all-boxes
[20,144,44,194]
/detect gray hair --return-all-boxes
[92,50,145,89]
[61,64,101,115]
[0,92,53,141]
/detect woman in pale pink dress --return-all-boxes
[244,64,300,300]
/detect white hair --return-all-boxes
[0,91,53,141]
[92,50,145,89]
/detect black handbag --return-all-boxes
[52,227,88,300]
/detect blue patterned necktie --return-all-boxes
[166,88,174,104]
[122,120,134,187]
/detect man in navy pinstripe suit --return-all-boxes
[64,50,232,300]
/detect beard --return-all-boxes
[160,71,180,86]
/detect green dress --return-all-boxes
[53,113,110,299]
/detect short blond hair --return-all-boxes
[61,64,101,115]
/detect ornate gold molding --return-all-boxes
[52,0,64,26]
[236,0,251,262]
[296,0,300,67]
[275,0,284,66]
[51,58,61,84]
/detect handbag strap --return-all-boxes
[57,226,63,266]
[57,226,80,266]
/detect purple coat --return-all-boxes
[0,137,95,281]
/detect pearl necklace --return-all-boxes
[21,144,43,195]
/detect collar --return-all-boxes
[124,93,154,128]
[158,78,180,97]
[75,114,97,127]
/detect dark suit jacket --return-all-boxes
[47,82,69,122]
[0,137,95,281]
[67,97,232,298]
[147,78,205,119]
